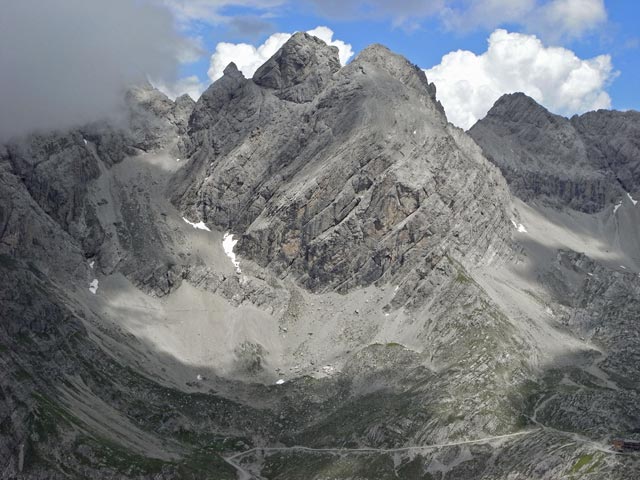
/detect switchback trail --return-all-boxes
[222,429,539,479]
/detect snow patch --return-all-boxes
[275,379,285,385]
[620,265,627,269]
[89,261,94,269]
[176,158,180,162]
[614,202,622,214]
[83,138,88,145]
[413,130,417,135]
[182,217,211,232]
[223,233,241,273]
[89,279,99,294]
[628,193,638,206]
[511,220,527,233]
[196,374,203,381]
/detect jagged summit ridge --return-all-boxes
[3,34,640,479]
[173,32,512,296]
[469,92,640,213]
[253,31,341,103]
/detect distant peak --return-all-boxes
[252,30,340,102]
[494,92,541,108]
[175,93,195,106]
[352,43,445,116]
[491,92,548,112]
[483,92,558,124]
[359,43,393,56]
[223,62,243,78]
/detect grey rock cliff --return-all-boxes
[173,35,511,296]
[2,34,640,480]
[253,31,341,103]
[469,92,640,213]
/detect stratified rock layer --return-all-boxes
[469,92,640,213]
[174,34,512,295]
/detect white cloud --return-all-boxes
[442,0,536,31]
[161,0,607,42]
[208,32,291,82]
[306,26,354,65]
[536,0,607,40]
[425,29,614,129]
[161,0,284,25]
[152,75,207,100]
[0,0,190,142]
[442,0,607,41]
[207,26,354,82]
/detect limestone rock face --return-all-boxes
[174,35,512,296]
[469,92,640,213]
[4,33,640,480]
[1,84,195,286]
[571,109,640,199]
[253,32,341,103]
[125,82,195,150]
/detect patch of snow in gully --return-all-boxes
[182,217,211,231]
[223,233,241,273]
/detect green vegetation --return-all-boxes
[74,437,237,478]
[397,456,435,479]
[455,271,472,284]
[75,436,166,475]
[16,332,33,345]
[263,451,403,480]
[31,392,76,436]
[28,388,244,478]
[585,454,603,474]
[0,253,19,270]
[569,453,595,474]
[445,255,476,286]
[13,368,32,381]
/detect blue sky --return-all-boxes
[1,0,636,139]
[163,0,638,128]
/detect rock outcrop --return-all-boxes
[253,32,342,103]
[174,35,512,296]
[469,92,640,213]
[2,33,640,480]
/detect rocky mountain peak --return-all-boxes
[483,92,563,127]
[252,31,341,103]
[172,37,512,296]
[222,61,243,79]
[470,93,640,213]
[353,43,444,116]
[4,34,640,480]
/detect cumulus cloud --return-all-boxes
[424,29,614,129]
[535,0,607,40]
[305,0,607,40]
[207,26,354,82]
[0,0,188,142]
[443,0,607,41]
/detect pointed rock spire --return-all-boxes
[253,32,341,103]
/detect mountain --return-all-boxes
[468,92,640,214]
[1,33,639,479]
